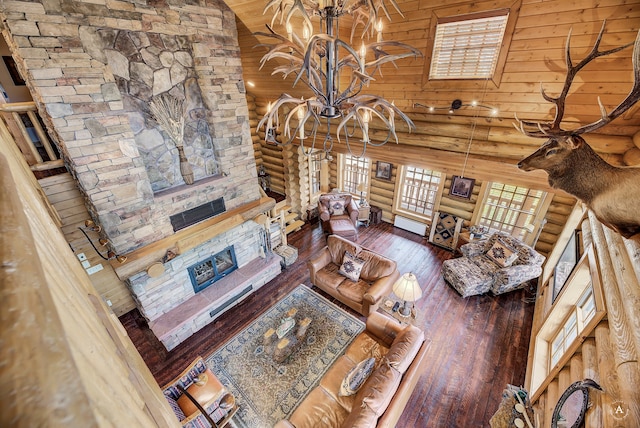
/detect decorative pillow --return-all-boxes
[177,368,226,417]
[329,198,346,216]
[486,239,519,268]
[166,395,186,421]
[338,250,366,282]
[340,357,376,396]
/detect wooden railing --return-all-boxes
[0,101,63,172]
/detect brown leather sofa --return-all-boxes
[308,235,400,316]
[274,311,430,428]
[318,192,360,241]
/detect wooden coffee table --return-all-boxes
[263,308,312,363]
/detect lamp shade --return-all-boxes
[356,183,365,193]
[392,272,422,303]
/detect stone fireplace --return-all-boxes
[0,0,282,349]
[128,220,281,350]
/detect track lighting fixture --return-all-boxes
[414,99,498,116]
[79,220,127,264]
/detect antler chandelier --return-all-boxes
[256,0,421,157]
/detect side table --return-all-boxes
[377,296,417,325]
[369,205,382,225]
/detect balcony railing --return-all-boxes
[0,101,63,172]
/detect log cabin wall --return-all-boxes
[0,130,179,427]
[524,211,640,427]
[250,94,575,254]
[39,172,136,316]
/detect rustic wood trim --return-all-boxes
[111,196,276,280]
[0,153,97,427]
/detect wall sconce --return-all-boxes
[414,99,498,116]
[79,219,127,264]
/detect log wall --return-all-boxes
[249,98,574,255]
[526,214,640,427]
[0,134,179,427]
[39,173,135,316]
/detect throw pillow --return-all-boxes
[329,198,346,216]
[177,368,226,417]
[339,357,376,396]
[486,239,519,268]
[338,250,366,282]
[166,395,186,421]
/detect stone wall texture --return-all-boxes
[0,0,259,253]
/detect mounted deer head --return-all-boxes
[516,22,640,241]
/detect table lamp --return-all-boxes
[392,272,422,317]
[356,182,366,206]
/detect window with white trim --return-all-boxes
[339,154,370,197]
[550,284,595,366]
[430,12,508,79]
[308,150,323,199]
[529,247,605,399]
[394,166,442,221]
[477,182,547,241]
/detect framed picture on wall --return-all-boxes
[2,56,25,85]
[375,161,392,180]
[449,175,475,199]
[552,230,580,302]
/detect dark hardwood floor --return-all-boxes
[119,220,536,427]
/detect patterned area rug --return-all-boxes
[205,285,365,427]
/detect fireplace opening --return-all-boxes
[187,246,238,293]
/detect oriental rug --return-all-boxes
[205,285,365,428]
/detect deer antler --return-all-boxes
[515,21,640,138]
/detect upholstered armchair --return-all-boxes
[442,231,545,297]
[318,192,360,241]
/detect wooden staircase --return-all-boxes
[270,201,304,247]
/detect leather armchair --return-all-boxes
[318,193,359,240]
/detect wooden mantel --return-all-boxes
[110,196,276,280]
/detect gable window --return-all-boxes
[476,182,547,243]
[339,154,370,197]
[393,165,443,221]
[430,12,509,80]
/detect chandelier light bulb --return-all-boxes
[360,43,366,60]
[286,22,293,41]
[376,19,383,42]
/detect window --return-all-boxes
[394,166,442,220]
[339,154,370,197]
[430,12,508,79]
[308,150,323,199]
[550,285,596,366]
[529,247,605,401]
[477,182,547,242]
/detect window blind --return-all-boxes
[430,14,508,79]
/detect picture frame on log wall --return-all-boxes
[449,175,474,199]
[375,161,392,180]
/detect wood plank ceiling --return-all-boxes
[225,0,640,181]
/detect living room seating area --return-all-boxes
[442,231,545,298]
[274,311,430,428]
[308,234,400,316]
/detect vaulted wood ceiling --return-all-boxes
[225,0,640,186]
